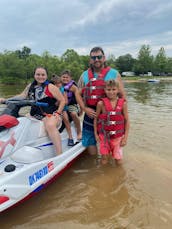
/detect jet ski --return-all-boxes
[0,100,85,213]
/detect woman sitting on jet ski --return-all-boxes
[0,66,65,156]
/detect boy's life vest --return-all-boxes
[82,67,111,107]
[64,80,77,105]
[97,97,125,138]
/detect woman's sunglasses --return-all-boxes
[90,55,103,61]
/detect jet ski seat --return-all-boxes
[11,146,56,163]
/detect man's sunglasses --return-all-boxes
[90,55,103,61]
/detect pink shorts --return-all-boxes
[99,134,123,160]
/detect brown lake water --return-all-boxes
[0,81,172,229]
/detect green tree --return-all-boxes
[106,54,116,68]
[153,47,167,74]
[135,45,154,74]
[0,45,171,84]
[115,54,135,73]
[61,49,79,63]
[60,49,85,80]
[166,57,172,73]
[15,46,31,59]
[0,51,26,83]
[79,55,90,70]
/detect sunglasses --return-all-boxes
[90,55,103,61]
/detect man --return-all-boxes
[78,46,126,155]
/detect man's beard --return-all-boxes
[93,61,104,71]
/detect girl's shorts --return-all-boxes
[68,104,80,114]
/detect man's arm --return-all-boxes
[77,74,85,95]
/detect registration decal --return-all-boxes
[29,161,54,186]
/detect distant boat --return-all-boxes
[147,79,160,83]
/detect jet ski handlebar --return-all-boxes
[4,99,48,107]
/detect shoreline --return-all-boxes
[123,76,172,83]
[0,77,172,85]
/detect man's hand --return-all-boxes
[84,107,96,118]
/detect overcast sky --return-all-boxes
[0,0,172,58]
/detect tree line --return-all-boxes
[0,45,172,84]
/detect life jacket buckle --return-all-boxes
[109,111,116,115]
[90,95,98,99]
[109,131,116,135]
[90,78,97,81]
[90,86,96,90]
[108,121,116,125]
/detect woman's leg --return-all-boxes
[43,116,62,155]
